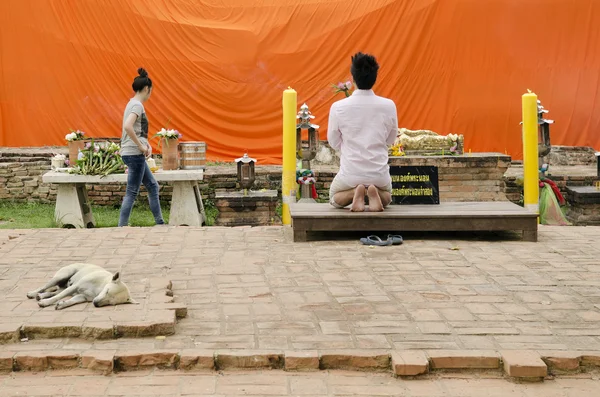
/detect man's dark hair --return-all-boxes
[350,52,379,90]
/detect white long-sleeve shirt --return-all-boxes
[327,89,398,188]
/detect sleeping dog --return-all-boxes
[27,263,137,310]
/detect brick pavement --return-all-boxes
[1,275,184,342]
[2,225,600,354]
[0,370,598,396]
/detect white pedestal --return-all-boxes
[168,181,206,226]
[55,184,96,228]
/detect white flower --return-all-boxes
[65,132,79,141]
[156,128,181,139]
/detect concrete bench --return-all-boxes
[289,201,538,242]
[42,170,206,228]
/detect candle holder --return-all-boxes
[296,103,319,203]
[235,153,256,195]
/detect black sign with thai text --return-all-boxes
[390,166,439,205]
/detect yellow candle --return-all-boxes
[522,90,539,213]
[282,87,297,225]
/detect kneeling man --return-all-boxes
[327,52,398,211]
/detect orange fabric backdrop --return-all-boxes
[1,0,599,164]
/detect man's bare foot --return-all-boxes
[367,185,384,212]
[350,185,366,212]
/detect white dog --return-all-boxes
[27,263,137,310]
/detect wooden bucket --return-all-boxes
[179,141,206,169]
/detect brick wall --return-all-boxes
[0,151,57,203]
[503,173,598,205]
[389,154,511,202]
[215,192,279,226]
[0,148,515,206]
[547,146,597,166]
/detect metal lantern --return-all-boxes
[296,103,320,202]
[235,153,256,191]
[296,103,319,167]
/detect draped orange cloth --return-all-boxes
[1,0,599,164]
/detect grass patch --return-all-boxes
[0,202,57,229]
[0,199,219,229]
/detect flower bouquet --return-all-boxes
[389,143,405,157]
[331,81,353,97]
[154,127,182,170]
[447,134,460,155]
[69,140,126,177]
[65,129,85,142]
[154,128,182,147]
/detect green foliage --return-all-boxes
[202,199,219,226]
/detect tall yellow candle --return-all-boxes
[522,90,539,213]
[282,88,297,225]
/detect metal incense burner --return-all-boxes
[296,103,319,203]
[235,153,256,194]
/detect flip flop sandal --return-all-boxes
[387,235,403,245]
[360,235,393,246]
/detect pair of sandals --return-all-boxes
[360,234,403,246]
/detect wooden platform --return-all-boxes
[290,201,538,242]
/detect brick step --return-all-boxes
[1,349,597,381]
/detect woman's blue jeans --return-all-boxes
[118,155,165,226]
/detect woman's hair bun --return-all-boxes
[137,68,148,78]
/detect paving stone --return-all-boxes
[21,323,83,339]
[81,350,115,374]
[0,323,21,343]
[391,351,429,376]
[0,351,14,372]
[319,350,390,371]
[150,303,188,318]
[215,350,283,369]
[428,350,500,369]
[179,349,215,370]
[284,351,319,371]
[115,310,176,337]
[46,351,79,369]
[501,350,547,379]
[541,352,581,371]
[81,322,115,339]
[114,350,179,370]
[14,351,49,371]
[580,352,600,367]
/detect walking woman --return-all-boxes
[118,68,165,226]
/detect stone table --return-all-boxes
[42,170,205,228]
